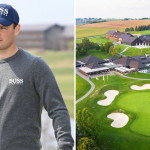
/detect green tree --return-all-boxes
[81,38,91,51]
[104,42,113,53]
[109,46,118,56]
[95,43,100,50]
[125,27,130,32]
[100,44,105,52]
[76,108,99,142]
[77,137,100,150]
[130,27,134,31]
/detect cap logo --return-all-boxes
[0,7,8,16]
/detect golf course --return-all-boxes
[76,74,150,149]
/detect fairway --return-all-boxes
[117,91,150,136]
[77,75,150,150]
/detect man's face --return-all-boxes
[0,24,20,50]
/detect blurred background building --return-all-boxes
[16,24,74,50]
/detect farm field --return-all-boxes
[81,20,150,29]
[28,50,74,118]
[76,75,150,150]
[77,20,150,39]
[76,75,91,100]
[76,27,123,38]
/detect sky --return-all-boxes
[0,0,74,25]
[76,0,150,19]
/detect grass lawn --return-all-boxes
[126,72,150,79]
[76,35,112,44]
[114,44,128,53]
[76,75,91,100]
[123,46,150,56]
[76,49,111,60]
[76,75,150,149]
[28,50,74,118]
[117,91,150,136]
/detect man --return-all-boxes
[0,4,74,150]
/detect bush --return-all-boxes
[77,137,100,150]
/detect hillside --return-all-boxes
[81,20,150,29]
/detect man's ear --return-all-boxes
[15,24,20,36]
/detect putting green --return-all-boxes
[117,91,150,136]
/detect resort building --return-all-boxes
[106,30,143,46]
[77,55,149,76]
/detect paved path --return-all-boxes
[76,70,150,103]
[120,46,130,54]
[76,70,95,103]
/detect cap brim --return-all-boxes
[0,18,13,26]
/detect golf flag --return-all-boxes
[103,75,104,81]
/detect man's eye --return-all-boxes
[1,27,7,29]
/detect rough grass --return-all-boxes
[76,75,150,149]
[114,44,128,53]
[76,35,112,44]
[28,50,74,118]
[126,72,150,79]
[123,47,150,56]
[130,30,150,35]
[76,75,91,100]
[76,49,111,60]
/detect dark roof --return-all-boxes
[86,63,105,69]
[106,31,116,34]
[108,56,118,61]
[76,61,81,66]
[129,60,145,69]
[113,56,146,69]
[139,35,150,41]
[132,55,150,64]
[79,55,106,65]
[121,36,137,43]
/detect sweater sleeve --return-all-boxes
[32,57,74,150]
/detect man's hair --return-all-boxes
[13,23,18,29]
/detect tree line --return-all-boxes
[125,24,150,32]
[76,108,101,150]
[76,38,118,57]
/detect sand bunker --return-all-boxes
[131,84,150,90]
[107,113,129,128]
[97,90,119,106]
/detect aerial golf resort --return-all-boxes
[76,20,150,149]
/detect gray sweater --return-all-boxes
[0,48,74,150]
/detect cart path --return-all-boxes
[76,70,150,103]
[76,70,95,103]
